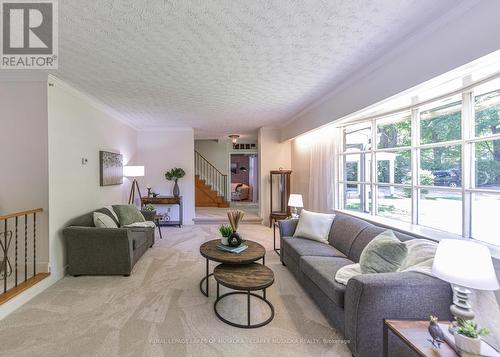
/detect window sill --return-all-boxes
[335,209,500,260]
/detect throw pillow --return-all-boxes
[112,204,146,226]
[359,230,408,274]
[104,205,120,224]
[293,209,335,244]
[93,212,119,228]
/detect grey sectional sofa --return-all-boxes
[279,212,453,357]
[63,208,154,276]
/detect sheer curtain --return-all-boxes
[307,127,339,213]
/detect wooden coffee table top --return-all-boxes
[200,239,265,264]
[214,263,274,291]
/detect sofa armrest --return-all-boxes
[344,271,452,357]
[278,218,299,238]
[63,226,134,275]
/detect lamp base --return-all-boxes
[449,285,474,333]
[291,207,299,219]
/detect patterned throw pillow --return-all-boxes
[93,212,119,228]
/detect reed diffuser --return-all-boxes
[227,210,245,247]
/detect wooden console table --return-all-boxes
[141,196,183,227]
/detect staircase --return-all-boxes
[195,151,230,208]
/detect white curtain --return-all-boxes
[307,127,339,213]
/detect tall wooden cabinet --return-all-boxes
[269,169,292,227]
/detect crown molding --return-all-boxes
[47,75,139,131]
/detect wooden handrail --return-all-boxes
[0,208,43,220]
[195,151,227,177]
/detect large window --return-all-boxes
[338,77,500,246]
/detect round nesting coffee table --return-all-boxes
[199,239,265,297]
[213,263,275,328]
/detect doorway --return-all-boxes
[230,153,258,215]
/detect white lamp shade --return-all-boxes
[432,239,499,291]
[123,166,144,177]
[288,194,304,208]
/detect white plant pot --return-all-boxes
[221,236,229,246]
[454,334,481,355]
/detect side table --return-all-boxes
[383,319,500,357]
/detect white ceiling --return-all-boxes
[52,0,459,135]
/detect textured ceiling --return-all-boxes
[52,0,459,134]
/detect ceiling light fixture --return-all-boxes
[228,134,240,144]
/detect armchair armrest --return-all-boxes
[63,226,133,276]
[278,218,299,238]
[344,271,452,357]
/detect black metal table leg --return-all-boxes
[247,290,251,327]
[262,255,265,265]
[199,258,213,297]
[155,219,163,239]
[214,290,275,329]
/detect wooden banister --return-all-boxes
[0,208,43,221]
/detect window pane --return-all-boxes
[377,186,411,222]
[344,184,371,213]
[344,154,370,182]
[420,145,461,187]
[376,150,411,184]
[475,89,500,138]
[344,122,371,152]
[418,189,462,235]
[377,115,411,148]
[475,140,500,189]
[420,100,462,144]
[472,193,500,246]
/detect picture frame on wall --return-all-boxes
[99,151,123,186]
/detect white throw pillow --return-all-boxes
[293,209,335,244]
[93,212,118,228]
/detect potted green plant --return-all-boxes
[141,204,156,222]
[454,318,489,354]
[218,224,233,246]
[165,168,186,197]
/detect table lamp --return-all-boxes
[123,166,144,205]
[432,239,499,322]
[288,194,303,219]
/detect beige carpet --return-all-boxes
[0,225,351,357]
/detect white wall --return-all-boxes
[47,75,138,279]
[0,80,50,319]
[258,127,291,226]
[281,0,500,140]
[194,139,230,174]
[135,129,195,225]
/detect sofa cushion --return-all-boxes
[300,256,354,307]
[329,213,372,256]
[112,205,146,226]
[282,236,347,263]
[359,230,408,274]
[293,210,335,244]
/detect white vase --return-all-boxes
[454,334,481,355]
[221,236,229,246]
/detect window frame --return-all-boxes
[337,80,500,245]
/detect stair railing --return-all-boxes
[195,151,228,202]
[0,208,48,304]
